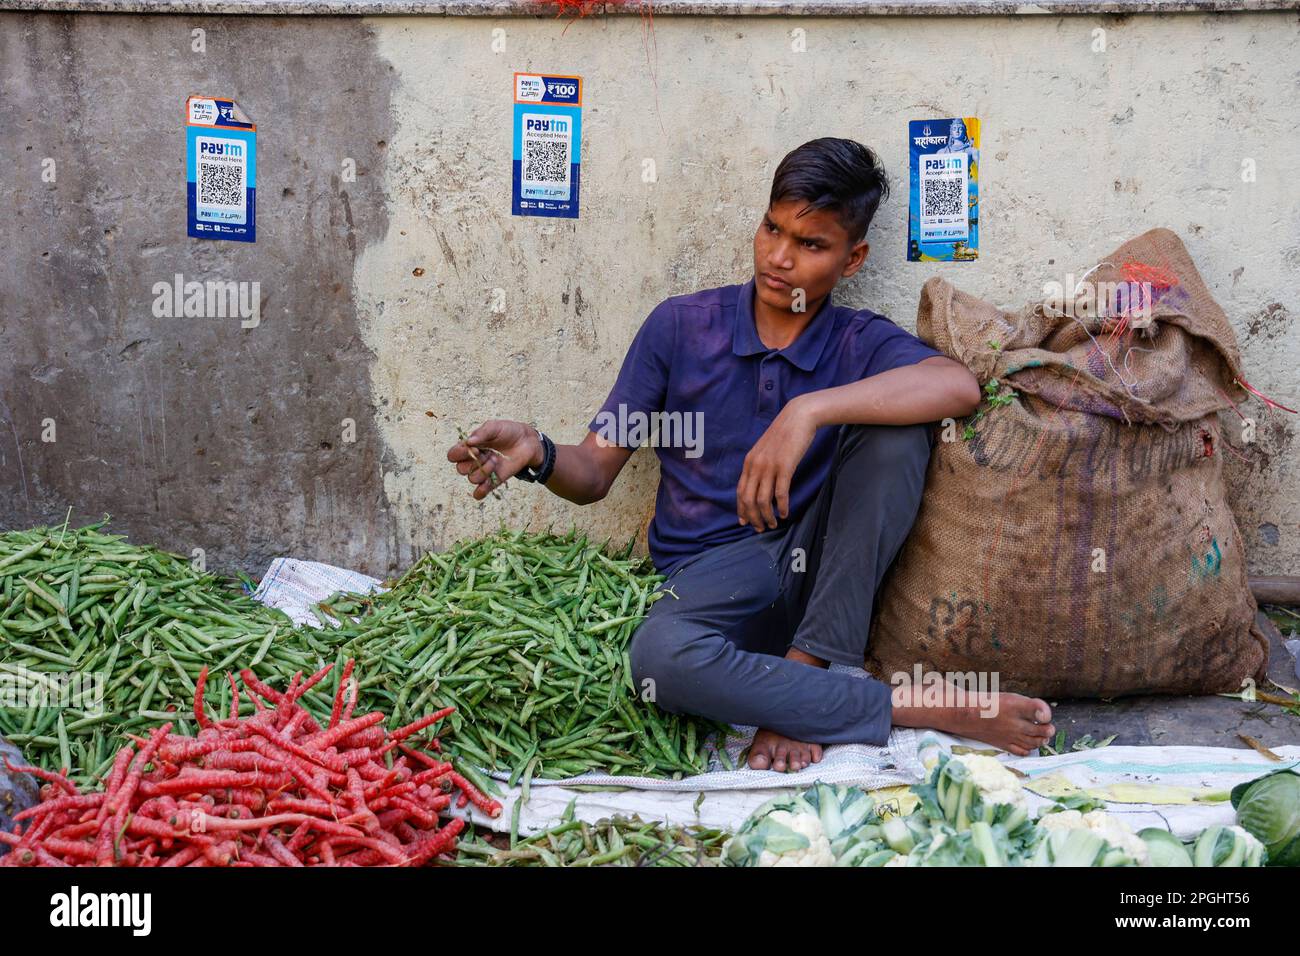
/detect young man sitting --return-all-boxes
[447,138,1056,771]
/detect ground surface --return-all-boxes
[1046,607,1300,751]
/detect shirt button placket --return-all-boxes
[759,356,776,418]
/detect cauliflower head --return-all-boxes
[952,754,1027,812]
[1036,806,1149,865]
[755,810,836,867]
[1081,810,1150,865]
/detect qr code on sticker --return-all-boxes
[524,139,569,184]
[199,162,244,207]
[922,177,964,218]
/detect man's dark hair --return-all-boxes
[768,138,890,246]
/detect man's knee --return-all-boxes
[628,619,692,713]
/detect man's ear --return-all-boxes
[841,240,870,279]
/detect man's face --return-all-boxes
[752,198,867,316]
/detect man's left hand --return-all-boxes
[736,397,817,532]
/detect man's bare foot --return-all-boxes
[748,728,825,772]
[746,646,830,771]
[893,685,1056,757]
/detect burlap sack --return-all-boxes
[866,228,1269,698]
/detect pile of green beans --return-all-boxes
[0,521,315,787]
[0,522,729,788]
[319,528,731,783]
[455,804,730,867]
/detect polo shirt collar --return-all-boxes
[732,276,836,372]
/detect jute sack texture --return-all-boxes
[867,228,1269,698]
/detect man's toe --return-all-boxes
[772,743,789,772]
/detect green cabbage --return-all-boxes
[1231,767,1300,867]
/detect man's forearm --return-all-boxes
[538,444,604,505]
[794,360,980,428]
[529,441,615,506]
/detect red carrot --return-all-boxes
[194,666,213,730]
[139,770,294,796]
[158,736,257,763]
[56,820,100,840]
[289,662,334,703]
[13,793,102,823]
[336,726,386,750]
[203,840,239,866]
[205,751,279,774]
[388,706,456,744]
[241,738,339,798]
[239,669,285,705]
[276,672,303,722]
[281,708,313,739]
[391,797,438,828]
[326,834,406,865]
[447,771,502,818]
[158,844,204,867]
[286,820,314,854]
[366,779,416,802]
[329,659,356,729]
[107,723,172,863]
[403,817,466,866]
[303,711,385,753]
[226,671,241,721]
[246,721,347,773]
[40,837,96,861]
[4,759,78,796]
[341,683,359,723]
[411,765,454,787]
[268,796,335,817]
[399,743,446,771]
[261,833,303,867]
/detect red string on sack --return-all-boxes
[1234,376,1297,415]
[1120,261,1179,290]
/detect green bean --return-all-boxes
[56,712,71,771]
[509,797,523,849]
[248,625,278,666]
[0,539,49,571]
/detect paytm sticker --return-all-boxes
[512,73,582,219]
[187,95,257,242]
[907,117,979,262]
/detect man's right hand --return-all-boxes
[446,420,543,500]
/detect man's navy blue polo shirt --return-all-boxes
[588,277,943,576]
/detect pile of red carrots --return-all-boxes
[0,661,501,866]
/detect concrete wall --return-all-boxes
[1,8,1297,578]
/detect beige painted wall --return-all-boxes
[355,11,1299,573]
